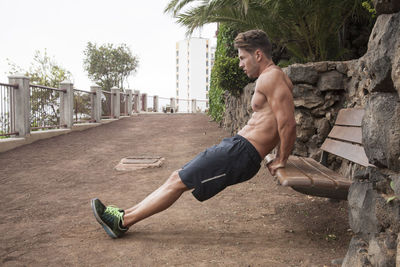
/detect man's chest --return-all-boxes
[251,90,268,111]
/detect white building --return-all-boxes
[176,38,215,113]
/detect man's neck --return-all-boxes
[257,60,275,77]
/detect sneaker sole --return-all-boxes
[91,198,118,239]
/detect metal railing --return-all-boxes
[30,84,65,130]
[176,98,190,113]
[147,95,154,112]
[120,93,128,116]
[2,77,209,140]
[73,89,93,123]
[0,83,18,137]
[176,98,208,113]
[140,94,147,112]
[158,97,170,113]
[101,90,112,118]
[195,98,209,113]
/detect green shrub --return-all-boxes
[208,24,251,122]
[208,71,225,123]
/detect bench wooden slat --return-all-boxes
[321,138,370,167]
[335,108,364,126]
[328,125,362,144]
[276,162,312,187]
[302,157,351,189]
[287,157,336,188]
[275,156,351,200]
[276,156,350,189]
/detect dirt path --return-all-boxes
[0,114,351,266]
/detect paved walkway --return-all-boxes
[0,114,350,266]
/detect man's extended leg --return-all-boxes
[91,170,189,238]
[123,170,189,227]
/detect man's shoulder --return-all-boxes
[257,65,293,97]
[257,66,284,88]
[260,65,284,79]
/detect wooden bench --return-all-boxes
[266,108,374,200]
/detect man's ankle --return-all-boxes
[121,215,129,228]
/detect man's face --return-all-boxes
[238,48,258,79]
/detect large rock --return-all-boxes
[315,118,331,141]
[355,12,400,94]
[294,110,315,142]
[368,232,397,267]
[373,0,400,15]
[342,235,372,267]
[292,84,324,109]
[346,167,400,266]
[323,92,341,109]
[342,233,398,267]
[392,37,400,97]
[284,64,319,84]
[348,182,380,235]
[317,70,345,91]
[362,92,400,171]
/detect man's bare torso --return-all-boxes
[238,66,293,158]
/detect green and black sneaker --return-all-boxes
[91,198,128,238]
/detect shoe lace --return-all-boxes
[104,206,123,219]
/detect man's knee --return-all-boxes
[166,170,189,192]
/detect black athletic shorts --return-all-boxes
[178,134,262,202]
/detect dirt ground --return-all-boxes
[0,114,352,267]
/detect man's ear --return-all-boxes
[255,49,263,61]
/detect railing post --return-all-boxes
[191,99,197,113]
[60,80,74,128]
[170,97,176,113]
[126,89,133,115]
[111,87,120,119]
[8,74,30,137]
[153,95,159,112]
[90,85,102,122]
[133,90,140,113]
[142,93,147,112]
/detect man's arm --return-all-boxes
[260,70,296,175]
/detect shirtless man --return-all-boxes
[91,29,296,238]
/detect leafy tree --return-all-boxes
[83,42,139,91]
[165,0,375,63]
[7,50,72,128]
[7,49,72,87]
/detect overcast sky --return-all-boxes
[0,0,217,98]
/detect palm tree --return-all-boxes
[165,0,370,62]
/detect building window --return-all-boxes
[206,86,209,91]
[176,59,179,64]
[206,61,209,67]
[206,69,208,75]
[206,52,209,58]
[176,66,179,72]
[206,77,209,83]
[176,74,179,80]
[176,50,179,57]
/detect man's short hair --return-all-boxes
[234,30,272,59]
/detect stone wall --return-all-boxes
[222,3,400,266]
[342,4,400,266]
